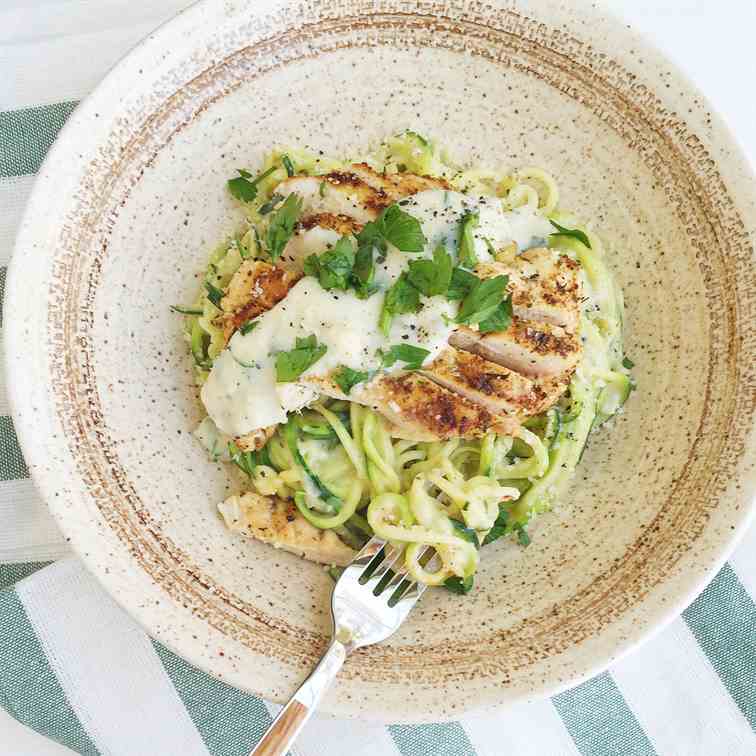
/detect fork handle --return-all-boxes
[250,639,348,756]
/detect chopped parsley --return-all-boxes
[515,523,531,547]
[549,220,591,249]
[281,154,295,177]
[274,334,327,382]
[457,211,479,268]
[379,272,421,335]
[444,575,474,595]
[451,519,480,548]
[266,193,303,261]
[239,319,258,336]
[360,203,426,254]
[333,366,370,395]
[379,343,430,370]
[622,356,635,370]
[446,266,479,301]
[170,305,203,316]
[204,281,224,308]
[303,236,355,291]
[258,193,283,215]
[352,241,377,299]
[227,165,277,203]
[482,504,509,546]
[478,297,513,334]
[455,274,510,327]
[407,244,453,297]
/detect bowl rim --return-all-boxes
[5,0,756,721]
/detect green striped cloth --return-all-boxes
[1,99,755,756]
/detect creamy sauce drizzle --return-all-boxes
[202,189,553,436]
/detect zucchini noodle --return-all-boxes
[187,131,632,594]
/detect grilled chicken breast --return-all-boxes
[422,348,565,418]
[348,162,451,200]
[216,170,583,443]
[277,173,387,224]
[220,260,301,342]
[355,371,519,441]
[450,320,581,378]
[477,248,581,333]
[218,493,355,565]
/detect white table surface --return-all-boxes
[2,0,754,752]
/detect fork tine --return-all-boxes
[365,542,405,585]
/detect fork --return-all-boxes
[250,536,430,756]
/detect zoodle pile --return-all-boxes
[176,132,633,595]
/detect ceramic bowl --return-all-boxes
[6,0,756,722]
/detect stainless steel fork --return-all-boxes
[250,537,430,756]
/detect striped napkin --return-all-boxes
[2,2,755,754]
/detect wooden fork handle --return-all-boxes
[250,640,348,756]
[251,700,309,756]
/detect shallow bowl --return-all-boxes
[6,0,756,721]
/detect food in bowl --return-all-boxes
[173,132,633,595]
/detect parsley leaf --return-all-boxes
[281,154,295,177]
[352,242,377,299]
[478,297,513,334]
[549,220,591,249]
[456,274,509,326]
[446,266,479,300]
[622,356,635,370]
[407,243,453,296]
[239,319,258,336]
[451,519,480,548]
[333,366,370,395]
[515,523,531,547]
[444,575,474,595]
[266,193,303,261]
[458,211,479,268]
[275,335,327,382]
[379,273,422,335]
[303,236,355,291]
[170,305,203,315]
[356,218,387,254]
[482,503,509,546]
[258,193,284,215]
[204,281,224,308]
[378,204,426,253]
[379,343,430,370]
[227,165,277,203]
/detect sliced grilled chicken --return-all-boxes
[348,162,451,200]
[276,226,342,273]
[476,248,582,333]
[219,260,301,343]
[354,371,519,441]
[449,320,581,378]
[300,213,362,235]
[422,348,565,418]
[218,493,354,565]
[277,167,449,268]
[235,425,277,452]
[276,173,389,224]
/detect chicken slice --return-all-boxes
[422,348,568,418]
[476,248,582,333]
[220,260,301,343]
[235,425,277,452]
[348,162,451,200]
[218,493,354,566]
[276,173,389,224]
[355,371,520,441]
[276,226,342,272]
[449,320,581,378]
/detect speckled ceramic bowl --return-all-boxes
[6,0,756,722]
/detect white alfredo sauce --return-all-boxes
[201,188,553,437]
